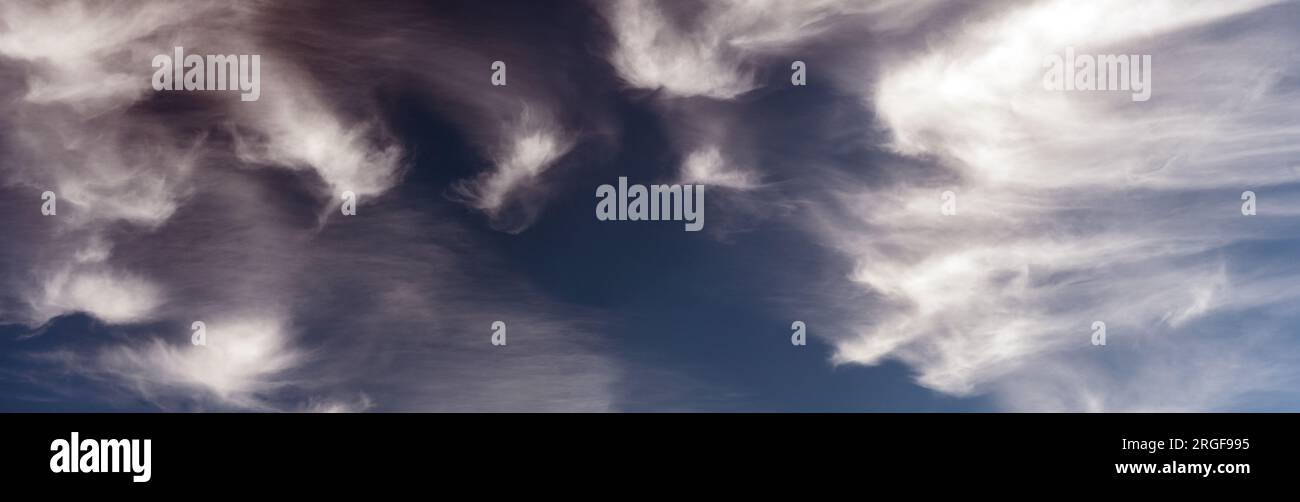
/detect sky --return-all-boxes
[2,0,1300,412]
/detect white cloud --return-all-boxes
[0,1,406,410]
[602,0,943,99]
[35,267,163,325]
[600,0,939,202]
[603,0,821,99]
[817,0,1300,409]
[0,1,205,230]
[679,146,757,189]
[232,65,406,200]
[0,0,217,109]
[451,106,573,232]
[97,315,304,409]
[874,0,1288,189]
[604,0,754,99]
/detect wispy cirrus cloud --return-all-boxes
[93,315,304,410]
[6,0,1300,414]
[602,0,937,99]
[0,0,625,411]
[812,0,1300,410]
[596,0,948,210]
[452,106,575,233]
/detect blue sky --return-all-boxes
[2,0,1299,412]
